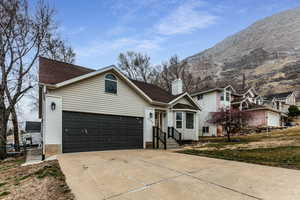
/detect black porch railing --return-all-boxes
[152,126,167,150]
[168,127,182,145]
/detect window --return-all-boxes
[226,92,230,101]
[202,126,209,133]
[220,93,224,101]
[176,112,182,129]
[105,74,117,94]
[186,113,194,129]
[197,94,203,100]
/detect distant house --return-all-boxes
[263,91,297,113]
[192,85,285,136]
[191,84,235,136]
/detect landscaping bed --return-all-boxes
[178,126,300,170]
[0,157,74,200]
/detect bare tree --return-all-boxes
[40,32,75,63]
[0,0,55,158]
[159,55,200,93]
[118,51,157,83]
[207,108,251,142]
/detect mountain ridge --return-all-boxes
[185,6,300,95]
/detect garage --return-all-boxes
[62,111,143,153]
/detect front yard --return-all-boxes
[0,157,74,200]
[178,126,300,170]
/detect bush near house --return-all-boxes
[288,105,300,117]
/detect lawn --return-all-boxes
[0,157,74,200]
[178,126,300,170]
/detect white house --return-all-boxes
[191,85,235,136]
[39,57,201,158]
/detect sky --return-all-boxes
[44,0,300,69]
[22,0,300,123]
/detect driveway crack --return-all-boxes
[138,159,263,200]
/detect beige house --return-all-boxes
[39,57,200,158]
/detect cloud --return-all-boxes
[76,37,164,58]
[155,0,217,35]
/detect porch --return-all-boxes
[152,107,199,149]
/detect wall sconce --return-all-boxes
[51,102,56,111]
[149,112,153,118]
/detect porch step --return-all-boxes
[159,137,181,149]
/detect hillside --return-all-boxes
[185,7,300,95]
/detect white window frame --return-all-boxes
[175,112,183,129]
[105,73,118,94]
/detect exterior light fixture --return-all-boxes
[149,112,153,118]
[51,102,56,111]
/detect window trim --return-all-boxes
[202,126,209,133]
[105,73,118,94]
[175,112,183,129]
[186,112,194,129]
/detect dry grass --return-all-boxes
[178,126,300,170]
[0,157,74,200]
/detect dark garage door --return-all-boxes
[62,111,143,153]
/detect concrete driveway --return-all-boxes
[58,150,300,200]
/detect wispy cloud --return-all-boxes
[155,0,217,35]
[76,37,164,58]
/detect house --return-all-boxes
[191,85,235,136]
[192,84,284,136]
[39,57,201,157]
[263,91,297,113]
[24,121,42,146]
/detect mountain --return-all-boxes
[185,7,300,95]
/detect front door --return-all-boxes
[155,111,164,131]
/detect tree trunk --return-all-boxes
[11,108,20,152]
[226,126,231,142]
[0,113,7,160]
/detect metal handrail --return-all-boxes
[153,126,167,149]
[168,127,182,145]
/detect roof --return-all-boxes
[264,91,293,100]
[130,80,181,103]
[25,121,41,133]
[39,57,94,84]
[172,103,198,110]
[234,85,253,95]
[39,57,185,104]
[244,103,281,113]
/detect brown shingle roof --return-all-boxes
[130,79,181,103]
[39,57,94,84]
[39,57,180,103]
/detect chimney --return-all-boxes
[172,79,183,95]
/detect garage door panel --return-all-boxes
[62,111,143,153]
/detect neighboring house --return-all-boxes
[39,57,201,157]
[263,91,297,113]
[192,84,284,136]
[24,121,42,146]
[243,104,282,127]
[191,85,235,136]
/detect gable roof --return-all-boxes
[39,57,94,84]
[172,103,198,110]
[264,91,294,100]
[39,57,199,107]
[130,79,181,103]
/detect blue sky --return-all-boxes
[43,0,300,68]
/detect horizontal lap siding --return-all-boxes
[48,71,149,117]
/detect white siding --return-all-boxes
[194,92,218,136]
[267,111,280,127]
[48,71,150,117]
